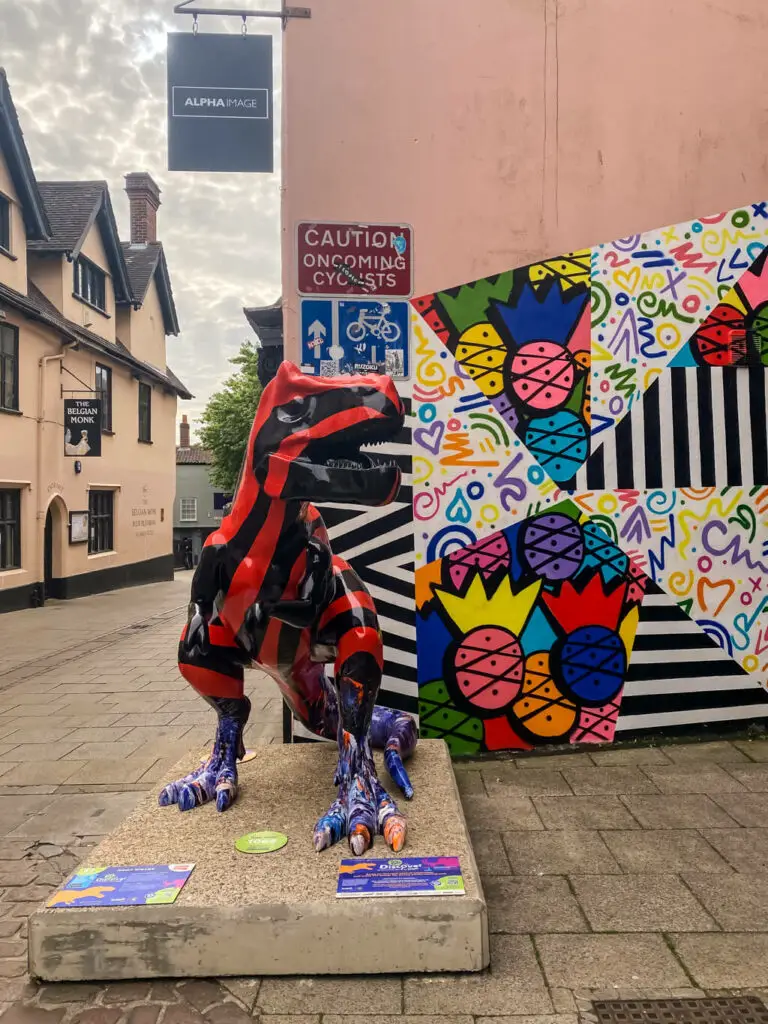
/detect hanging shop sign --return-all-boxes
[64,399,102,457]
[300,297,410,378]
[167,32,273,173]
[297,222,413,298]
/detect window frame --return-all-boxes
[179,497,198,522]
[0,193,10,254]
[0,489,21,570]
[95,363,112,433]
[88,489,114,555]
[73,256,107,313]
[138,382,152,443]
[0,323,19,412]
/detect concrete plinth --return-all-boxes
[29,739,488,980]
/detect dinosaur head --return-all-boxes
[249,361,404,507]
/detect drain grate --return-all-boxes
[592,997,768,1024]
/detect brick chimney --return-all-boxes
[125,172,161,244]
[179,415,190,448]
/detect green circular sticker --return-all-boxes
[235,831,288,855]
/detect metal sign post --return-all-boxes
[173,0,310,29]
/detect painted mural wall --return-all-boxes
[412,204,768,754]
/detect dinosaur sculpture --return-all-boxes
[160,361,418,854]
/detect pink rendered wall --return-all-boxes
[281,0,768,360]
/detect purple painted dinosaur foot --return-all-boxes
[158,696,250,814]
[314,735,406,855]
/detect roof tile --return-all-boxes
[28,181,104,252]
[176,446,214,465]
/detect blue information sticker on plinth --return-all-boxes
[336,857,464,898]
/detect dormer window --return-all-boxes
[73,256,106,312]
[0,194,10,253]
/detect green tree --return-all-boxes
[198,340,263,495]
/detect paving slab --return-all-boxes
[533,796,639,830]
[514,753,595,769]
[0,763,87,786]
[0,798,57,839]
[600,829,733,874]
[480,768,571,797]
[469,833,511,876]
[8,794,143,842]
[561,767,659,795]
[501,830,621,875]
[620,794,739,829]
[403,934,552,1016]
[723,763,768,791]
[28,740,488,980]
[535,933,690,989]
[700,828,768,872]
[734,739,768,761]
[682,872,768,930]
[710,792,768,826]
[462,793,544,832]
[589,747,671,766]
[661,741,750,764]
[671,933,768,987]
[484,876,586,933]
[568,873,717,932]
[642,765,746,794]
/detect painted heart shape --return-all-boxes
[613,267,640,293]
[414,419,445,455]
[697,576,736,617]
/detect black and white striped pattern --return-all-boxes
[575,367,768,490]
[615,582,768,736]
[289,398,417,743]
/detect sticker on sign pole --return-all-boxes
[234,831,288,855]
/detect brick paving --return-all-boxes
[5,580,768,1020]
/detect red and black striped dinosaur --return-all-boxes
[160,361,418,854]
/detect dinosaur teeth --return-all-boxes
[325,458,365,470]
[323,456,398,471]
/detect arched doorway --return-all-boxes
[44,507,53,598]
[43,496,66,601]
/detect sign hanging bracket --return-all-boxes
[60,364,97,399]
[173,1,311,30]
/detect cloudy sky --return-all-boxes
[0,0,282,436]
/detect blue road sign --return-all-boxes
[337,299,409,379]
[300,299,335,372]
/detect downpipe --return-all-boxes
[32,352,65,606]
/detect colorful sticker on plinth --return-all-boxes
[336,857,464,898]
[235,831,288,854]
[47,864,195,907]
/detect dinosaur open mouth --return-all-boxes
[301,410,403,475]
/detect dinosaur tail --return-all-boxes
[370,706,418,800]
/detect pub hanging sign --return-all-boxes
[64,399,102,457]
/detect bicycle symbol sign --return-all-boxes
[338,299,409,379]
[300,298,409,379]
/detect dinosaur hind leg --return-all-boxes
[313,651,407,856]
[159,623,250,813]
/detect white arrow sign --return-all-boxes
[307,318,326,356]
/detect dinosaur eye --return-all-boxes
[277,397,313,424]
